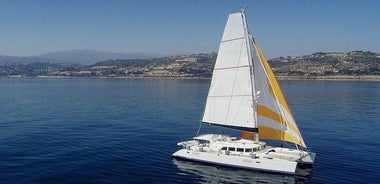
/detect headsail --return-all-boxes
[202,12,257,132]
[252,43,307,148]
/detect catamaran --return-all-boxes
[172,9,315,174]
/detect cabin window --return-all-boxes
[228,147,236,151]
[221,147,227,151]
[237,148,244,152]
[245,148,252,152]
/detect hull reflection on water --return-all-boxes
[173,159,313,183]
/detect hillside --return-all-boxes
[270,51,380,77]
[1,51,379,79]
[75,53,216,78]
[0,49,163,65]
[38,49,162,65]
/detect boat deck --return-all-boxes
[179,134,314,163]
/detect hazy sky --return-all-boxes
[0,0,379,58]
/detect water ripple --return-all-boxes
[0,78,379,183]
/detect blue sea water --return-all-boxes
[0,78,379,183]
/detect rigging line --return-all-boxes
[198,87,210,136]
[223,34,246,128]
[196,121,203,136]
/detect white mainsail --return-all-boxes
[202,10,306,148]
[202,12,256,132]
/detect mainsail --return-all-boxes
[202,12,256,132]
[202,10,307,148]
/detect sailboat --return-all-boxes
[172,9,315,174]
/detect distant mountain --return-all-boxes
[0,55,61,65]
[0,49,164,65]
[37,49,163,65]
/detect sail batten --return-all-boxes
[214,65,250,70]
[221,37,245,43]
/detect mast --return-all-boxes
[241,9,259,142]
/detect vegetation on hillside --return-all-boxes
[0,51,379,79]
[270,51,380,76]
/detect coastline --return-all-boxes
[3,75,380,81]
[276,75,380,81]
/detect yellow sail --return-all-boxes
[251,43,306,148]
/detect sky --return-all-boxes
[0,0,379,58]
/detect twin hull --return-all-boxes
[172,148,298,174]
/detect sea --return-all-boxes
[0,78,379,184]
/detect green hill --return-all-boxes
[270,51,380,76]
[1,51,379,80]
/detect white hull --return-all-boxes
[172,149,298,174]
[173,134,314,175]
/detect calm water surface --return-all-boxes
[0,78,379,183]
